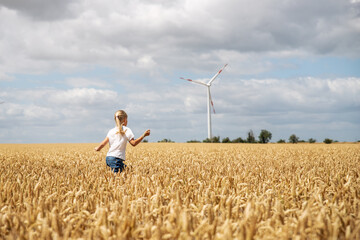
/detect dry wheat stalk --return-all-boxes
[0,143,359,239]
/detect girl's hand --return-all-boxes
[130,130,151,147]
[143,129,150,137]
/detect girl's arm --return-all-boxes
[129,129,150,147]
[94,137,109,151]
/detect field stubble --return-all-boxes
[0,143,359,239]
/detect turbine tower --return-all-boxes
[181,64,227,140]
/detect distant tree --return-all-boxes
[299,140,306,143]
[143,139,148,143]
[232,137,245,143]
[246,130,256,143]
[187,140,201,143]
[308,138,316,143]
[158,139,174,143]
[277,139,286,143]
[203,136,220,143]
[258,129,272,143]
[222,137,231,143]
[323,138,333,144]
[289,134,299,144]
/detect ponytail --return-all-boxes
[114,110,128,135]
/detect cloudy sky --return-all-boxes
[0,0,359,143]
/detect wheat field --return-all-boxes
[0,143,359,239]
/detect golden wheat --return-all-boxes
[0,143,359,239]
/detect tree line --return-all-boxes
[155,129,355,144]
[186,130,341,144]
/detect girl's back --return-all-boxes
[107,126,134,160]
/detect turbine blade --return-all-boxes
[180,77,208,86]
[209,89,216,114]
[208,64,228,85]
[180,77,193,82]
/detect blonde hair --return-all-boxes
[114,110,128,135]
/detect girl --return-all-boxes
[95,110,150,173]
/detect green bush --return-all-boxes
[222,137,231,143]
[158,139,174,143]
[323,138,333,144]
[203,136,220,143]
[258,129,272,143]
[232,137,245,143]
[289,134,299,144]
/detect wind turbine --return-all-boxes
[181,64,227,140]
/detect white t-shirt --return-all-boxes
[106,126,135,160]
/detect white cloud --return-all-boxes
[23,105,60,121]
[0,0,359,76]
[49,88,118,106]
[0,87,118,124]
[214,77,360,115]
[184,95,204,113]
[137,56,157,70]
[0,0,75,21]
[65,78,110,88]
[0,72,13,81]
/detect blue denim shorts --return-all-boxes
[106,156,126,173]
